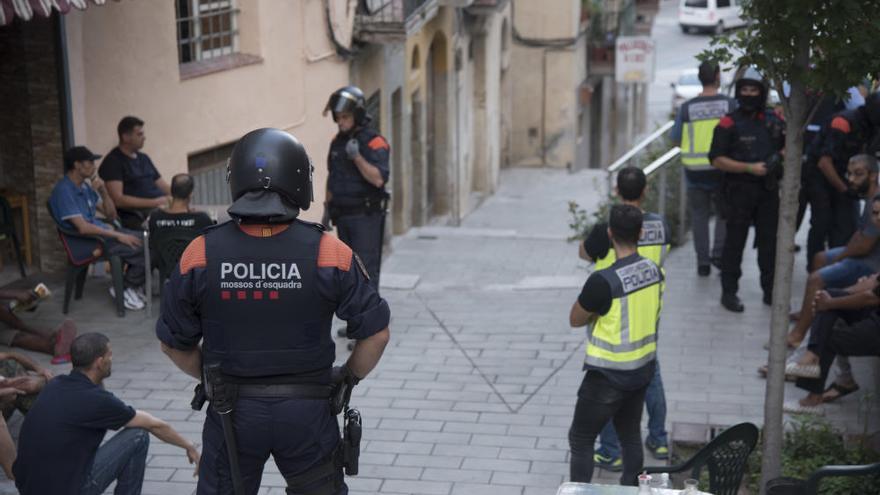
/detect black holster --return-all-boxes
[343,407,361,476]
[764,152,784,191]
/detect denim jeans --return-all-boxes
[688,185,726,267]
[569,371,648,486]
[596,362,667,459]
[80,428,149,495]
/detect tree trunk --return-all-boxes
[759,39,811,493]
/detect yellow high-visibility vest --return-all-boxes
[680,96,733,170]
[586,255,663,370]
[594,212,671,270]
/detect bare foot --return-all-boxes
[797,351,819,366]
[800,394,823,407]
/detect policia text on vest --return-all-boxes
[157,128,391,495]
[568,204,664,487]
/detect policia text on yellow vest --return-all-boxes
[568,204,664,487]
[592,212,671,270]
[679,95,734,171]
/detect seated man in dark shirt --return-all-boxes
[148,173,213,234]
[148,173,213,283]
[12,333,199,495]
[99,116,171,229]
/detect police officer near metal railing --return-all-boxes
[709,67,786,313]
[322,86,390,292]
[670,61,735,277]
[156,128,390,495]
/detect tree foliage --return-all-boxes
[699,1,880,492]
[702,0,880,118]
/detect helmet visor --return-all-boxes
[324,91,360,117]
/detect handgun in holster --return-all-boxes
[191,382,207,411]
[764,152,784,191]
[330,367,361,476]
[343,407,361,476]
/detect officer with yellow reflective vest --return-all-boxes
[569,204,664,487]
[580,166,671,269]
[670,61,735,276]
[578,166,671,471]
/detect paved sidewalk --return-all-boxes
[0,167,876,494]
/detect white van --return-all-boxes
[678,0,748,34]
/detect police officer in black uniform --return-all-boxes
[709,68,786,313]
[803,92,880,270]
[156,128,391,494]
[323,86,390,291]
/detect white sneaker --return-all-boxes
[124,288,146,310]
[109,287,144,311]
[134,286,147,303]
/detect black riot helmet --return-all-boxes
[862,92,880,127]
[734,66,769,112]
[226,128,313,211]
[324,86,369,125]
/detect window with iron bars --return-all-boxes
[176,0,239,64]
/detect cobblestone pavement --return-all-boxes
[0,168,876,494]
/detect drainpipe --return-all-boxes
[452,8,462,226]
[54,13,74,151]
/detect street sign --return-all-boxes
[615,36,656,84]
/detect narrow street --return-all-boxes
[0,1,876,494]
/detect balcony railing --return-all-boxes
[464,0,508,14]
[354,0,437,43]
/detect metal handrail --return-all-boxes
[644,147,681,176]
[603,118,686,245]
[606,119,675,173]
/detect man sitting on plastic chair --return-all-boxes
[49,146,147,311]
[147,173,213,286]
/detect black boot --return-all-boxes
[698,265,711,277]
[721,292,744,312]
[762,292,772,306]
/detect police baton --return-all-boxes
[205,363,246,495]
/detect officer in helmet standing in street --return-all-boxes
[709,67,786,312]
[323,86,390,292]
[156,128,391,494]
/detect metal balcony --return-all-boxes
[465,0,509,15]
[354,0,439,43]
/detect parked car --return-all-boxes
[671,69,703,113]
[678,0,748,35]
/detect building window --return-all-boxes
[176,0,239,64]
[366,90,381,131]
[188,142,236,205]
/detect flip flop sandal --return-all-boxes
[784,362,820,379]
[822,383,859,403]
[763,340,800,351]
[783,400,825,416]
[757,364,797,382]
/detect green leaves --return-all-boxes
[702,0,880,108]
